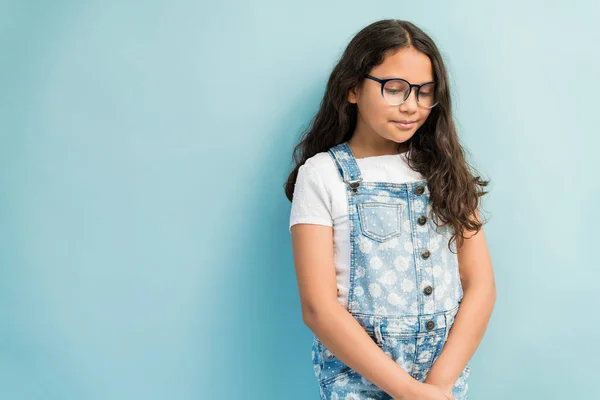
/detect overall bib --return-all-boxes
[311,142,471,400]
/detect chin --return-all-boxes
[387,130,415,142]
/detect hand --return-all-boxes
[394,381,455,400]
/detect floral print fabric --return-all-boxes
[310,142,471,399]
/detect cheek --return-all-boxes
[359,96,387,122]
[418,110,432,125]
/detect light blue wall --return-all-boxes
[1,1,598,399]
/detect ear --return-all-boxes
[347,84,359,104]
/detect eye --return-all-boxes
[385,88,403,95]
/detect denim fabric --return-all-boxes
[310,142,470,399]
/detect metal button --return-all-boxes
[418,215,427,225]
[349,181,361,192]
[415,185,425,195]
[324,349,335,360]
[421,249,431,259]
[423,285,433,295]
[426,320,435,331]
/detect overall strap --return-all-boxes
[327,142,363,190]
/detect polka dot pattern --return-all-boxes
[306,142,470,399]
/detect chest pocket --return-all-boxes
[357,201,404,242]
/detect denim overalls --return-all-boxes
[311,142,471,399]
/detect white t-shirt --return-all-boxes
[289,150,425,308]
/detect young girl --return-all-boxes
[285,20,496,400]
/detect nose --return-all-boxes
[399,88,419,113]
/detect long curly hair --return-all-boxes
[284,19,490,252]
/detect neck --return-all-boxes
[347,136,408,159]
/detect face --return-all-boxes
[348,46,435,151]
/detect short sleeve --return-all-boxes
[289,161,333,232]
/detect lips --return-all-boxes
[392,120,417,130]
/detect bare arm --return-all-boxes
[291,223,423,399]
[424,209,497,392]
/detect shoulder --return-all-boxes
[293,151,348,222]
[301,151,341,184]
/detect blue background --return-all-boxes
[1,1,598,399]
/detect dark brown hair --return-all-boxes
[284,19,489,251]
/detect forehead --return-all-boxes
[370,47,434,83]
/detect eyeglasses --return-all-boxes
[364,74,439,108]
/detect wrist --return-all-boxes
[424,376,454,395]
[392,379,422,400]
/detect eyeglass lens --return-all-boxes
[383,80,437,108]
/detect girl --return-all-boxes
[285,20,496,400]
